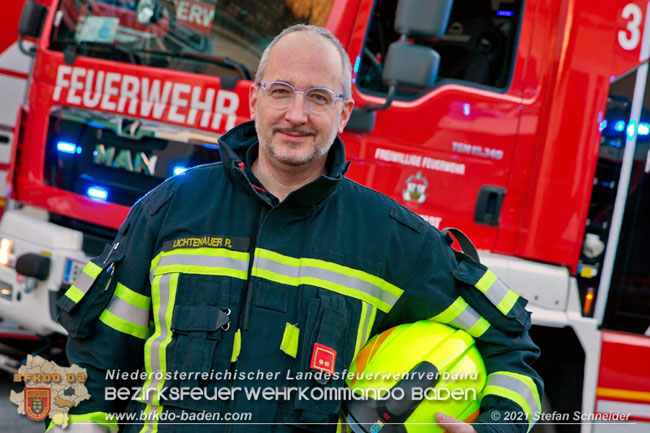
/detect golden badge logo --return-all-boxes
[25,388,51,421]
[402,171,428,205]
[10,355,91,427]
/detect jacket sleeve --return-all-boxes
[378,226,543,433]
[48,184,174,432]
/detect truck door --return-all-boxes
[343,0,527,249]
[588,1,650,424]
[593,65,650,427]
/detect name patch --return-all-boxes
[163,236,250,252]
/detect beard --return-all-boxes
[255,124,336,167]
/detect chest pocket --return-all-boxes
[166,274,235,389]
[286,290,357,430]
[170,304,231,389]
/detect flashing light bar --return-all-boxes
[638,122,650,136]
[627,120,637,140]
[87,187,108,200]
[496,10,515,17]
[599,120,607,132]
[57,141,78,154]
[173,166,188,175]
[614,121,626,132]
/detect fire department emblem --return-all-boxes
[402,172,429,205]
[24,388,51,421]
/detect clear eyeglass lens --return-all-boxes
[264,82,335,113]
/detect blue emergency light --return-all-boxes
[87,187,108,200]
[57,141,78,154]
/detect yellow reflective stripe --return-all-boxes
[354,302,377,357]
[476,269,519,316]
[99,309,149,339]
[280,323,299,358]
[162,246,249,259]
[483,372,541,432]
[232,329,242,362]
[253,248,402,313]
[467,317,490,338]
[150,248,249,279]
[256,267,393,312]
[150,251,162,272]
[139,404,163,433]
[47,411,118,432]
[499,290,519,315]
[430,297,467,323]
[115,282,150,310]
[475,269,497,293]
[336,416,345,433]
[141,274,178,407]
[150,246,249,264]
[256,248,403,298]
[64,285,85,303]
[85,261,103,279]
[429,297,490,338]
[153,264,248,279]
[64,261,105,303]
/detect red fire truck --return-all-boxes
[0,0,649,432]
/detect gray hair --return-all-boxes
[256,24,352,98]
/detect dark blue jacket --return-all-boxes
[55,121,542,433]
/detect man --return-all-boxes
[53,25,542,433]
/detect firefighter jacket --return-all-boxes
[51,120,543,433]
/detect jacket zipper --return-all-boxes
[239,203,263,331]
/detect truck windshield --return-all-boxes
[49,0,334,78]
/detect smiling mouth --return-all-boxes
[273,127,316,138]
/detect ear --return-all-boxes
[337,98,355,134]
[249,84,258,120]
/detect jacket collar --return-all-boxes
[218,120,350,208]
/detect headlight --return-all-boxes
[0,238,13,266]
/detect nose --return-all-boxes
[283,92,309,124]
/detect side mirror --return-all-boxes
[383,40,440,91]
[18,0,48,56]
[360,0,452,113]
[395,0,453,39]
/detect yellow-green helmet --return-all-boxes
[343,321,486,433]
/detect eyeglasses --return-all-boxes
[257,81,346,114]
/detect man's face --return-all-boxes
[249,32,353,168]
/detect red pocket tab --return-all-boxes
[310,343,336,374]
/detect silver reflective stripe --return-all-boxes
[48,424,116,433]
[256,256,400,309]
[107,295,149,328]
[140,405,160,433]
[449,305,482,331]
[487,373,540,417]
[143,273,172,405]
[73,271,96,295]
[483,277,511,309]
[151,253,249,277]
